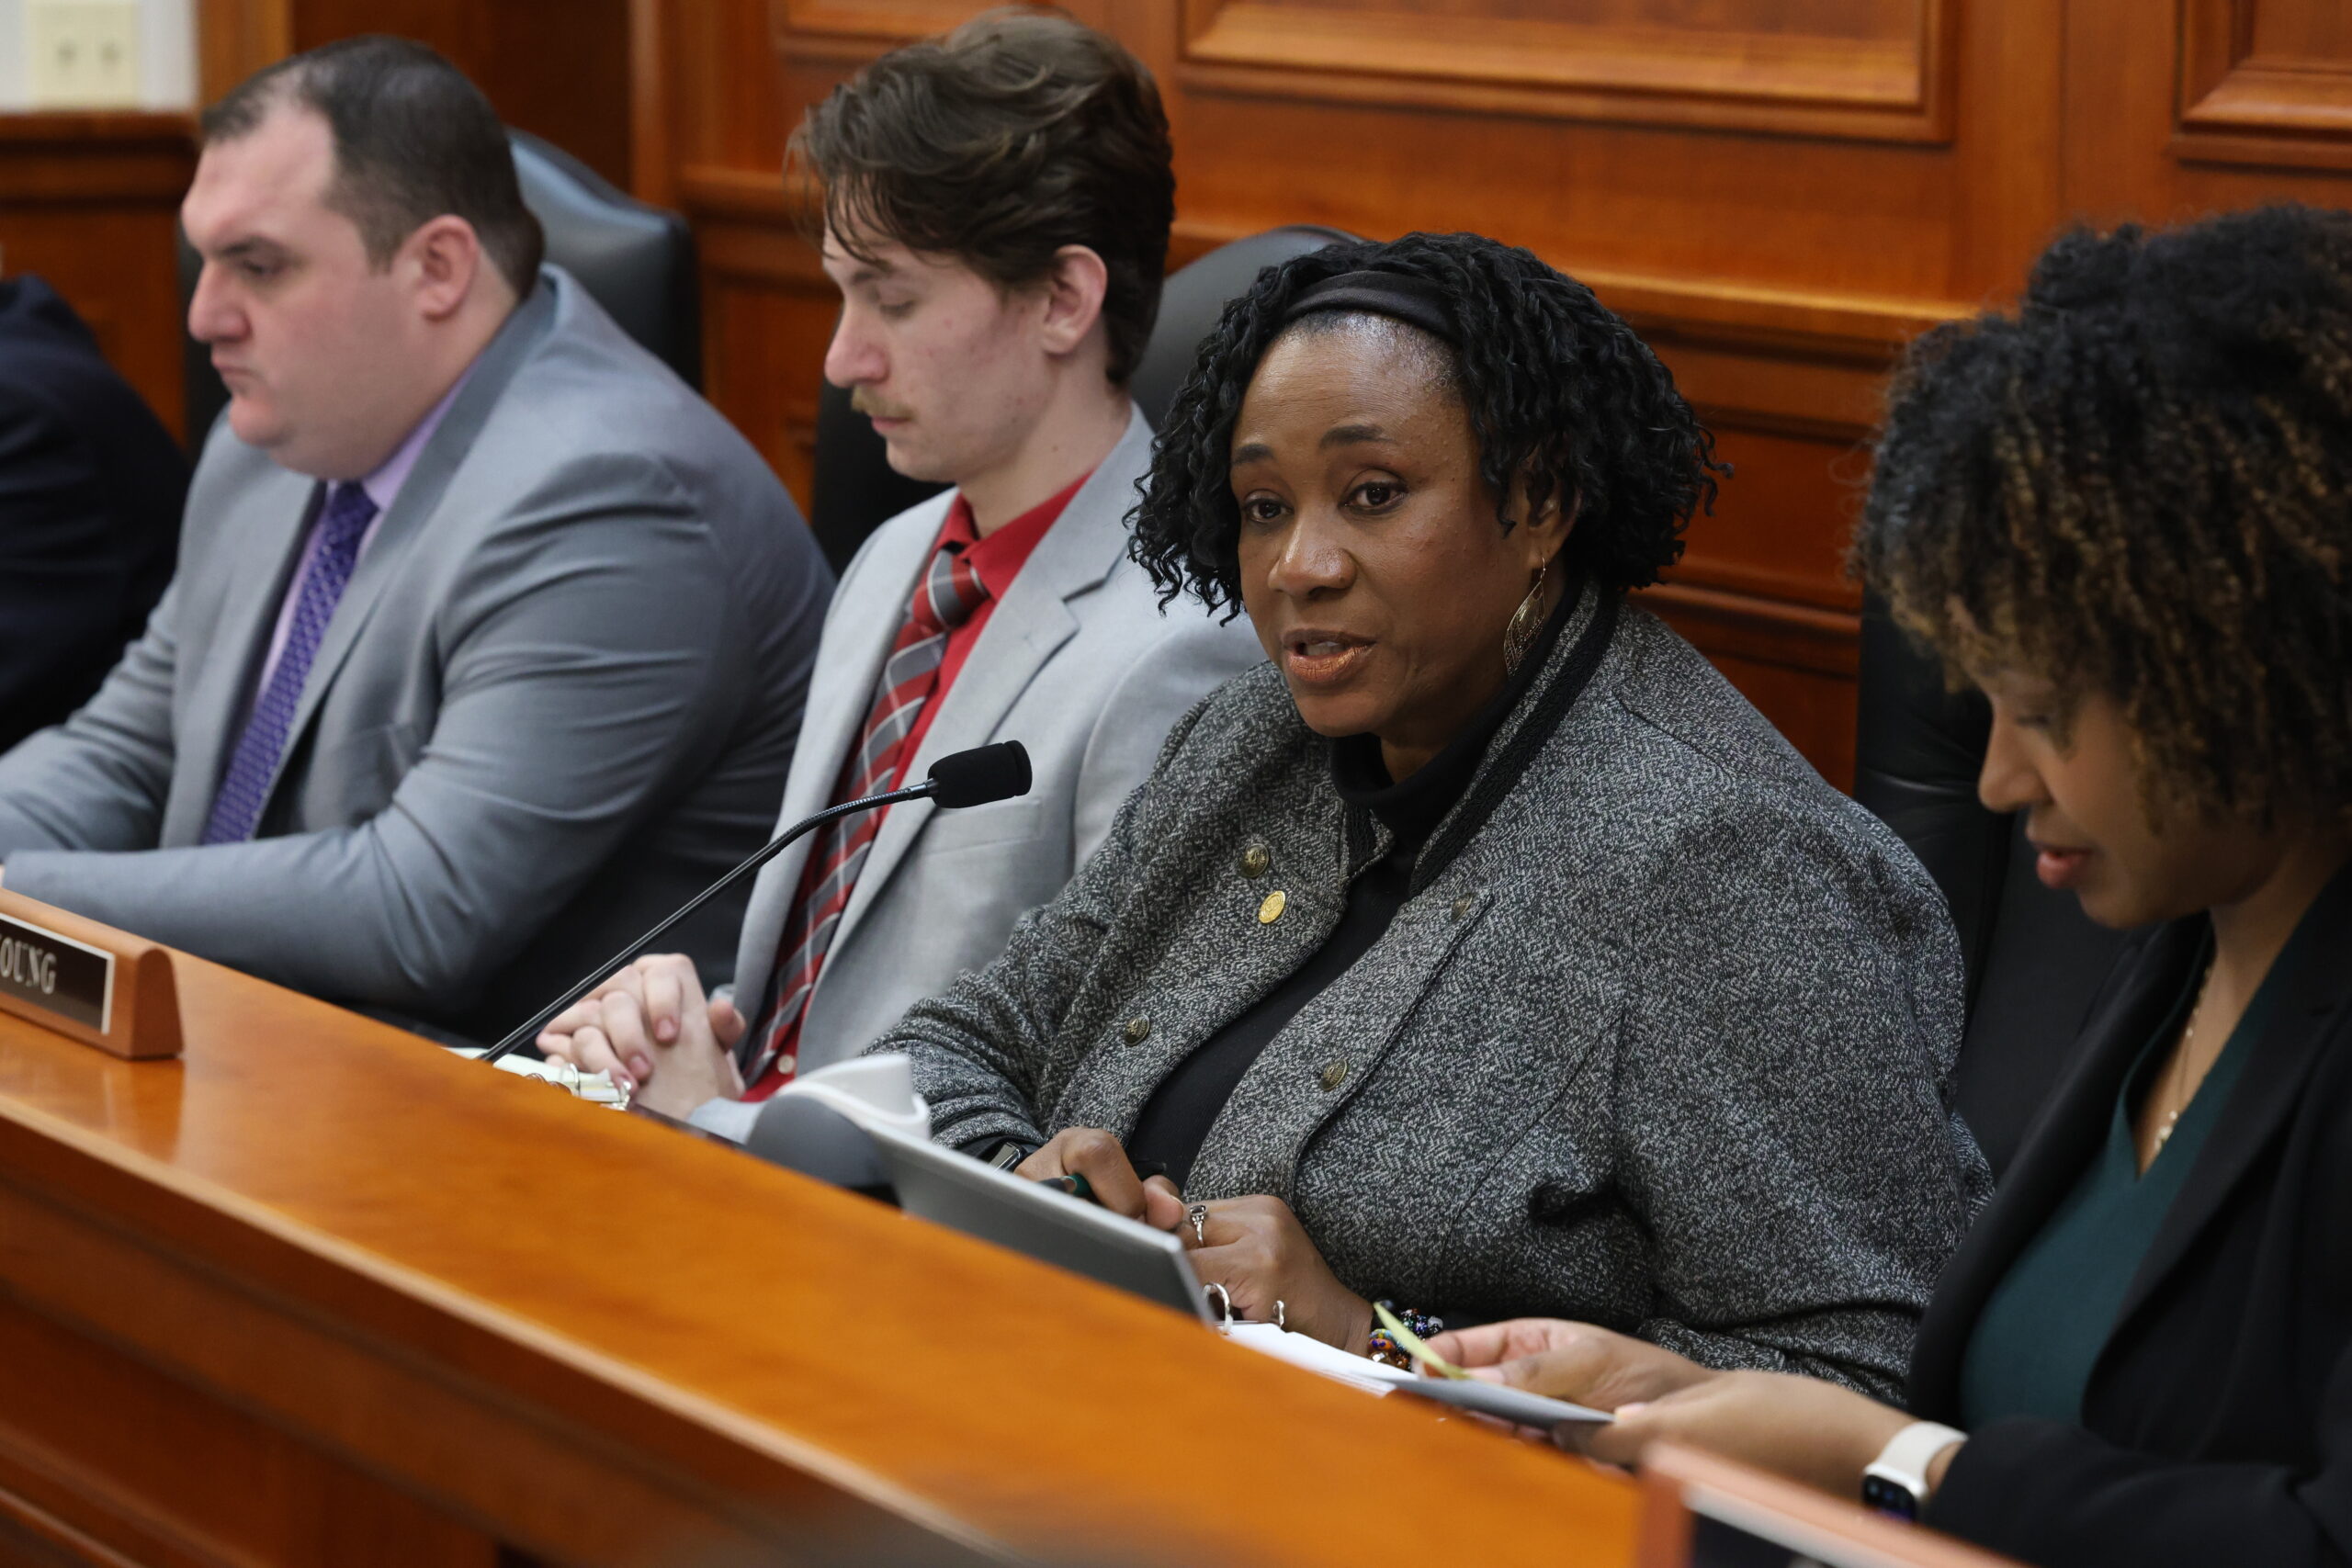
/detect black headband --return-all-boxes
[1280,269,1458,345]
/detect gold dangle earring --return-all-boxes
[1502,558,1550,676]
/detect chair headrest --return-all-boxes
[507,130,700,389]
[1129,226,1355,426]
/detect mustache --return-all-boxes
[850,390,913,422]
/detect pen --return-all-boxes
[1035,1159,1173,1207]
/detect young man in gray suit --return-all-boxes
[0,39,831,1043]
[539,13,1262,1130]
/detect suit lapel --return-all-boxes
[825,411,1149,957]
[258,278,558,812]
[1907,921,2194,1416]
[2100,867,2352,1348]
[174,468,322,831]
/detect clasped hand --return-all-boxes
[537,952,747,1116]
[1017,1128,1374,1354]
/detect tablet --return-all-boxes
[861,1120,1214,1324]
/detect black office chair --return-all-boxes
[806,224,1355,573]
[1127,225,1355,428]
[1854,594,2134,1176]
[179,130,698,454]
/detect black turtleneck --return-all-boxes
[1123,590,1576,1191]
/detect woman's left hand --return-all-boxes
[1188,1195,1372,1352]
[1567,1370,1923,1499]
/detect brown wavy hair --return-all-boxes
[786,7,1174,386]
[1855,204,2352,825]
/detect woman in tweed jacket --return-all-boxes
[862,234,1988,1396]
[639,233,1985,1393]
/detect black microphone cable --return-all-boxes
[477,741,1030,1066]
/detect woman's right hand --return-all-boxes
[1017,1128,1189,1228]
[1423,1318,1720,1414]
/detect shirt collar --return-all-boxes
[354,358,478,513]
[943,468,1094,594]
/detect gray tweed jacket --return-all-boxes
[874,589,1989,1394]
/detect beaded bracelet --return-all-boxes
[1366,1300,1443,1369]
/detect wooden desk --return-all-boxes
[0,942,1638,1566]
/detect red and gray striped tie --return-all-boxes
[738,537,989,1090]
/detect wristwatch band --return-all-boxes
[1860,1421,1967,1521]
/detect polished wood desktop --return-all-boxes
[0,931,1642,1567]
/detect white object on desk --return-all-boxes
[448,1044,629,1106]
[1220,1322,1612,1427]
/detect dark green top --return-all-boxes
[1959,919,2312,1427]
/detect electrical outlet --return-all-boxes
[28,2,144,110]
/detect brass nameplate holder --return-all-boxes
[0,892,181,1060]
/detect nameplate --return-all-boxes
[0,912,111,1032]
[0,893,181,1060]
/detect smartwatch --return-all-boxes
[1860,1421,1966,1520]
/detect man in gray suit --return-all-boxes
[539,13,1261,1129]
[0,39,830,1043]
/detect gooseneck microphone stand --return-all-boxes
[477,783,930,1066]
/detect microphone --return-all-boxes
[925,739,1032,808]
[477,740,1032,1066]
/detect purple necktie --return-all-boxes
[201,481,379,845]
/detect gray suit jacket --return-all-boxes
[876,588,1990,1394]
[718,411,1264,1092]
[0,268,831,1041]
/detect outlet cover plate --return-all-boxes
[28,2,144,110]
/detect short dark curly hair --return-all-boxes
[1129,231,1724,616]
[1855,204,2352,825]
[786,7,1173,386]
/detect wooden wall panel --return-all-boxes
[1178,0,1955,142]
[697,205,834,505]
[195,0,634,188]
[0,1,638,447]
[289,0,635,188]
[652,0,2071,788]
[0,115,197,440]
[21,0,2352,786]
[2174,0,2352,171]
[2064,0,2352,229]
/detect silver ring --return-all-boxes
[1187,1203,1208,1247]
[1273,1299,1286,1331]
[1205,1281,1233,1325]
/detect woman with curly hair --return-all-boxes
[853,231,1985,1386]
[1436,205,2352,1565]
